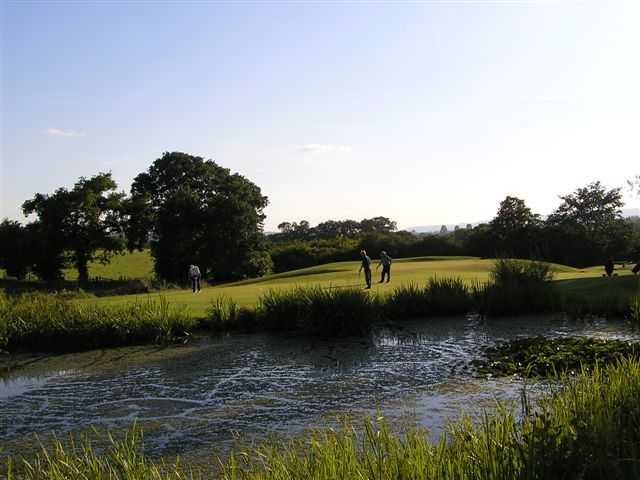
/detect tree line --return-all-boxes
[0,152,270,284]
[269,181,640,272]
[1,154,638,284]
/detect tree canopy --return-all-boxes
[21,172,125,283]
[127,152,271,282]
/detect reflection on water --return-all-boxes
[1,315,637,459]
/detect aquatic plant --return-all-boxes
[0,292,195,353]
[6,359,640,479]
[473,336,640,377]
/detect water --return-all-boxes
[1,315,637,462]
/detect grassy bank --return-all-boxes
[0,293,195,353]
[3,259,638,352]
[5,358,640,479]
[85,256,638,316]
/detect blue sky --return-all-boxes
[1,1,638,231]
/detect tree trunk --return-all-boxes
[77,259,89,285]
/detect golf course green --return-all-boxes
[88,255,639,316]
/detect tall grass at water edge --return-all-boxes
[6,359,640,479]
[0,292,195,353]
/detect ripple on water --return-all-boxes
[1,315,638,459]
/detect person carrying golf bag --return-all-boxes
[377,250,392,283]
[359,250,372,289]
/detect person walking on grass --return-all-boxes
[188,264,201,293]
[359,250,372,289]
[377,250,393,283]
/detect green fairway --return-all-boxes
[62,249,155,281]
[88,256,640,317]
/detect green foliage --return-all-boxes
[258,286,376,336]
[0,293,194,353]
[7,360,640,479]
[128,152,271,283]
[206,296,256,331]
[0,220,32,280]
[269,238,358,272]
[474,259,557,316]
[384,278,471,319]
[22,173,126,283]
[473,336,640,377]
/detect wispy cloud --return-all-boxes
[45,128,85,138]
[297,144,353,154]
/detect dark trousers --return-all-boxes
[192,275,201,292]
[363,268,372,288]
[380,265,391,283]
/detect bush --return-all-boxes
[474,259,557,316]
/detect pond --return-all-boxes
[1,315,638,463]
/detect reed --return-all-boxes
[0,292,195,353]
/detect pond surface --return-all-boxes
[1,315,638,462]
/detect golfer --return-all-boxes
[359,250,372,289]
[188,264,201,293]
[377,250,393,283]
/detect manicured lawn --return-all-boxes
[62,249,155,281]
[87,256,639,316]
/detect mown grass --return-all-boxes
[5,359,640,479]
[4,260,639,351]
[87,256,631,316]
[0,293,195,353]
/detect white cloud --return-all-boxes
[297,144,353,154]
[45,128,85,137]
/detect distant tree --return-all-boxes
[0,219,32,279]
[127,152,271,282]
[545,181,630,264]
[22,173,126,283]
[439,225,448,235]
[277,222,294,234]
[491,196,540,234]
[466,224,473,230]
[360,216,397,233]
[547,182,624,236]
[489,196,541,257]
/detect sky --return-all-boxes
[1,0,639,231]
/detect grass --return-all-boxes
[84,256,639,317]
[6,358,640,479]
[0,293,195,353]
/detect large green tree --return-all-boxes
[0,219,32,280]
[22,173,125,283]
[489,196,541,257]
[545,181,630,264]
[127,152,271,282]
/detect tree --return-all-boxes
[545,181,630,264]
[22,173,126,283]
[127,152,271,282]
[489,196,541,257]
[547,182,624,233]
[439,225,448,235]
[0,220,32,279]
[360,216,397,233]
